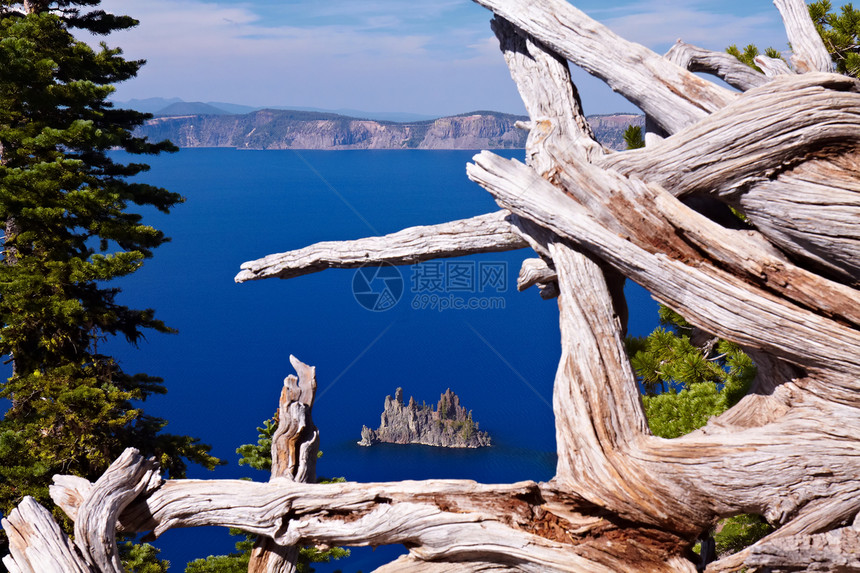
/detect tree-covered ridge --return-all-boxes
[0,0,220,555]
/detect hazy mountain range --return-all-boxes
[116,97,437,123]
[122,98,644,151]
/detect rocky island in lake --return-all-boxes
[359,388,491,448]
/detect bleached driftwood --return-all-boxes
[3,450,161,573]
[1,497,92,573]
[596,73,860,282]
[774,0,832,72]
[236,211,527,282]
[472,0,736,134]
[6,1,860,572]
[468,151,860,371]
[248,355,319,573]
[70,450,161,572]
[47,464,691,573]
[664,40,768,91]
[754,54,795,76]
[516,258,556,293]
[745,523,860,570]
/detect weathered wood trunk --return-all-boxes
[3,1,859,572]
[247,355,319,573]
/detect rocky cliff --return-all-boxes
[137,110,527,150]
[135,109,644,151]
[587,113,645,149]
[359,388,491,448]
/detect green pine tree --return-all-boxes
[809,0,860,76]
[622,124,644,150]
[627,307,756,422]
[0,0,221,560]
[120,541,170,573]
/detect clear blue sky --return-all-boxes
[98,0,846,115]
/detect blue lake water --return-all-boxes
[102,148,659,571]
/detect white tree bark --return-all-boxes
[467,151,860,375]
[5,2,859,572]
[248,355,320,573]
[472,0,736,134]
[516,257,556,294]
[746,522,860,570]
[235,212,527,283]
[774,0,833,72]
[755,54,795,76]
[1,497,92,573]
[46,466,695,573]
[70,449,161,572]
[596,73,860,282]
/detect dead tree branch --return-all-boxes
[664,40,768,91]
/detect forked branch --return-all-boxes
[467,151,860,377]
[473,0,735,133]
[664,40,768,91]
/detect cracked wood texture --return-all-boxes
[5,1,860,572]
[248,356,320,573]
[2,498,92,573]
[235,211,527,282]
[774,0,833,73]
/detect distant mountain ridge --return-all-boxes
[133,105,644,151]
[115,97,436,123]
[155,102,234,116]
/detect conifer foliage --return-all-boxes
[725,44,784,73]
[628,307,757,438]
[0,0,220,543]
[809,0,860,76]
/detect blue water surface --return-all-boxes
[104,148,659,571]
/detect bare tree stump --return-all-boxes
[248,355,320,573]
